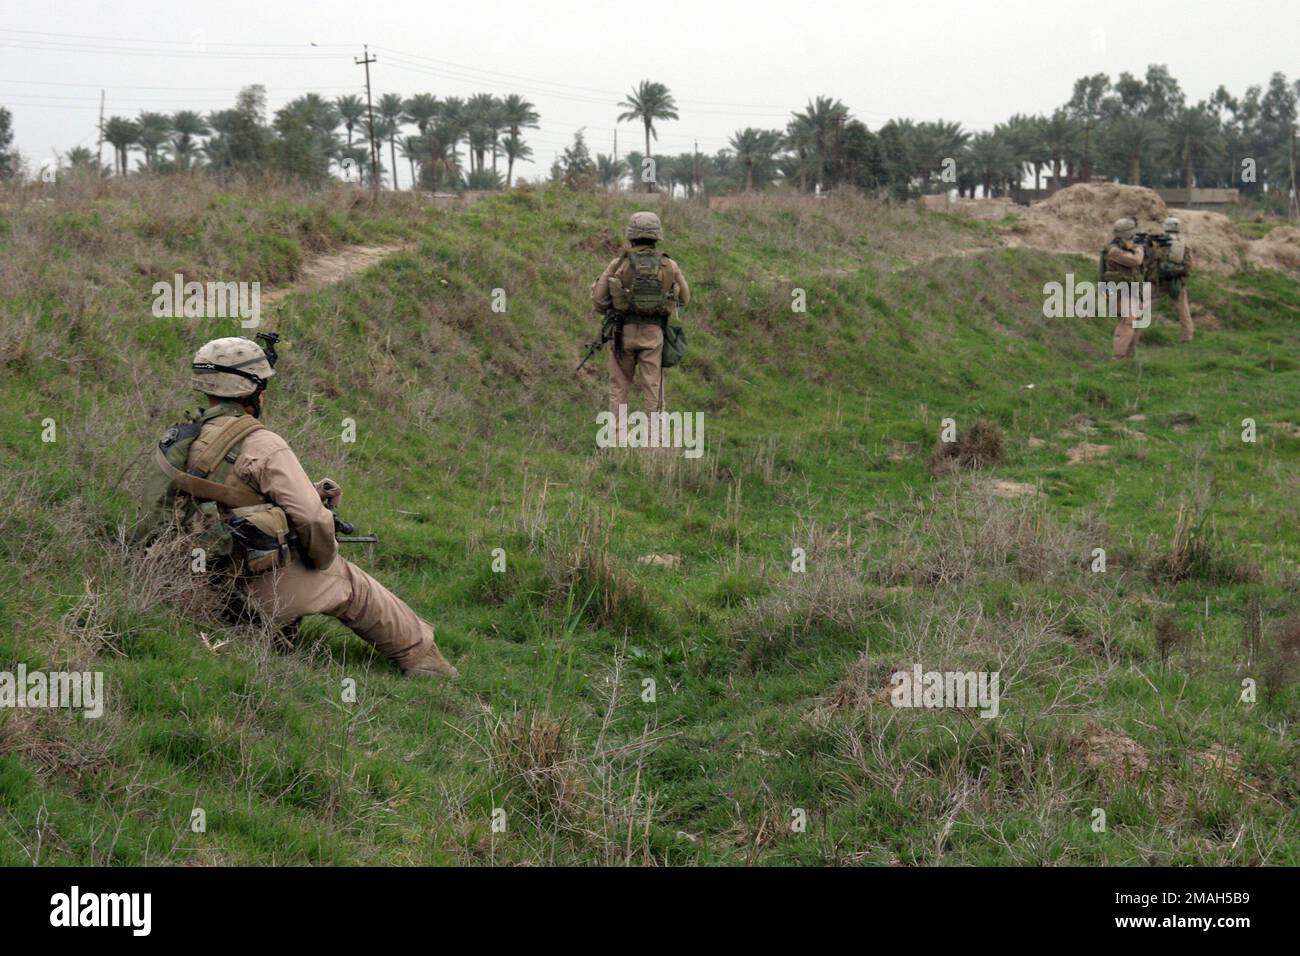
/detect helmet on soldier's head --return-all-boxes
[191,337,275,398]
[1112,217,1137,240]
[1163,217,1181,233]
[626,211,663,242]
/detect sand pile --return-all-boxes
[1246,226,1300,274]
[1169,209,1245,274]
[1004,183,1245,275]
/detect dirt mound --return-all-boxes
[989,478,1038,498]
[1247,226,1300,274]
[1170,209,1245,274]
[1040,182,1169,226]
[1066,443,1111,465]
[1005,183,1244,275]
[1071,722,1149,780]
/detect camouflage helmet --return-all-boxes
[1163,216,1181,234]
[1112,217,1137,240]
[626,211,663,242]
[191,337,275,398]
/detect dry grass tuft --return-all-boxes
[928,420,1007,474]
[1261,613,1300,698]
[487,708,586,826]
[1153,610,1190,668]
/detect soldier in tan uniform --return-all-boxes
[1103,217,1146,360]
[1158,216,1194,342]
[145,337,457,678]
[590,211,690,435]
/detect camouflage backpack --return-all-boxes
[606,249,688,367]
[136,403,292,575]
[623,249,673,319]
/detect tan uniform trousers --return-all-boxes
[230,426,434,668]
[1111,290,1146,359]
[1172,286,1193,342]
[609,321,665,419]
[245,558,432,667]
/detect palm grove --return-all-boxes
[7,64,1298,207]
[73,87,541,190]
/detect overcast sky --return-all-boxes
[4,0,1296,179]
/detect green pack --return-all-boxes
[626,249,672,318]
[662,323,688,368]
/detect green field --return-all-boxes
[0,178,1296,865]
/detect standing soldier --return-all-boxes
[590,211,690,442]
[1159,216,1194,342]
[141,336,458,679]
[1102,217,1146,360]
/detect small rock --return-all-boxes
[1067,442,1111,465]
[638,553,682,568]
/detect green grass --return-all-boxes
[0,180,1296,865]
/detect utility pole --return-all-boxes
[355,45,380,192]
[96,90,105,170]
[1289,120,1299,224]
[833,113,845,190]
[693,139,699,200]
[613,129,618,193]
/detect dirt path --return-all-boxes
[264,243,409,304]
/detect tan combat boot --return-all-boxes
[401,624,459,679]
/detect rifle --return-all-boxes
[329,505,378,546]
[1133,232,1172,284]
[1134,232,1172,250]
[576,312,618,372]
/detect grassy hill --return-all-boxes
[0,177,1297,865]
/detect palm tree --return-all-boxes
[102,116,139,176]
[463,93,499,176]
[729,128,784,192]
[376,93,407,188]
[1165,105,1223,188]
[136,112,173,170]
[64,146,98,172]
[785,112,816,192]
[595,152,622,192]
[910,120,968,193]
[169,110,209,169]
[1107,114,1164,185]
[419,123,461,191]
[500,93,538,187]
[617,80,679,192]
[1040,109,1079,186]
[502,133,533,187]
[439,97,466,156]
[965,131,1016,197]
[398,135,424,190]
[335,94,365,148]
[404,93,439,135]
[791,96,849,190]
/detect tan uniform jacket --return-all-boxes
[1104,242,1144,281]
[228,427,338,570]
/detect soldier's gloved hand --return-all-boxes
[314,478,342,509]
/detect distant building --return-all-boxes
[1155,187,1240,209]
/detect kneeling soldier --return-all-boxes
[140,336,457,678]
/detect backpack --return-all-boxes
[141,404,293,575]
[607,248,689,367]
[1158,236,1188,279]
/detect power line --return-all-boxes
[0,27,352,48]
